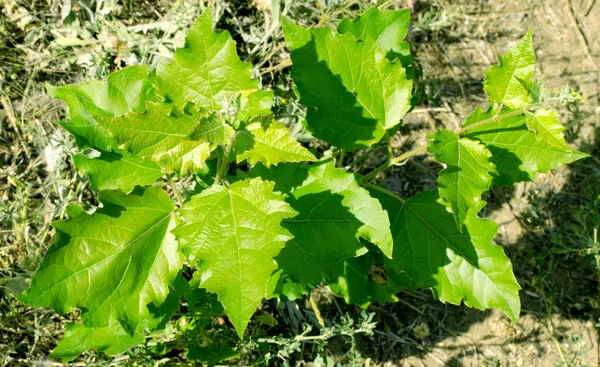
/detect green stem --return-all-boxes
[214,143,233,186]
[391,145,428,165]
[457,107,525,134]
[337,149,345,168]
[594,225,600,295]
[344,144,380,170]
[168,175,183,206]
[360,107,527,183]
[362,182,406,204]
[360,145,428,183]
[384,131,393,161]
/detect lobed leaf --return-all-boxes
[18,186,183,334]
[48,65,156,151]
[156,9,272,119]
[51,322,145,362]
[253,161,393,284]
[483,31,536,109]
[337,7,413,67]
[428,130,496,229]
[96,102,216,174]
[374,189,521,322]
[324,251,404,308]
[462,105,588,186]
[525,108,571,149]
[284,17,412,151]
[73,150,163,192]
[234,121,317,167]
[173,178,297,337]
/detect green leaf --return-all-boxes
[187,345,239,364]
[462,105,588,186]
[51,322,145,362]
[173,178,297,337]
[525,108,570,149]
[52,273,189,362]
[483,31,536,109]
[324,251,404,308]
[337,7,413,66]
[73,150,163,192]
[18,186,182,334]
[48,65,156,150]
[156,9,271,118]
[284,18,412,151]
[235,89,274,126]
[266,269,309,301]
[252,161,394,283]
[375,189,521,322]
[234,121,317,167]
[427,130,496,229]
[97,102,217,174]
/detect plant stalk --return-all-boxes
[168,175,184,206]
[360,107,527,183]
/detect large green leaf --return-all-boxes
[51,322,145,362]
[48,65,164,190]
[462,105,588,186]
[483,31,535,109]
[252,161,393,283]
[324,251,404,308]
[284,17,411,151]
[52,273,189,362]
[427,130,496,229]
[234,121,316,167]
[96,102,216,174]
[337,7,412,65]
[173,178,297,337]
[156,9,271,119]
[73,150,163,192]
[48,65,156,150]
[18,186,183,334]
[374,189,520,322]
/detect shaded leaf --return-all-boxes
[324,251,404,308]
[73,150,163,192]
[374,189,521,322]
[253,161,393,283]
[284,18,411,151]
[51,322,144,363]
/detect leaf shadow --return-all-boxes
[276,191,367,285]
[289,30,390,150]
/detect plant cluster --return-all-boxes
[17,6,588,363]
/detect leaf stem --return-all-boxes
[168,175,183,206]
[360,145,427,183]
[362,182,406,204]
[457,107,525,134]
[337,149,345,168]
[360,107,527,183]
[214,142,233,185]
[344,144,380,170]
